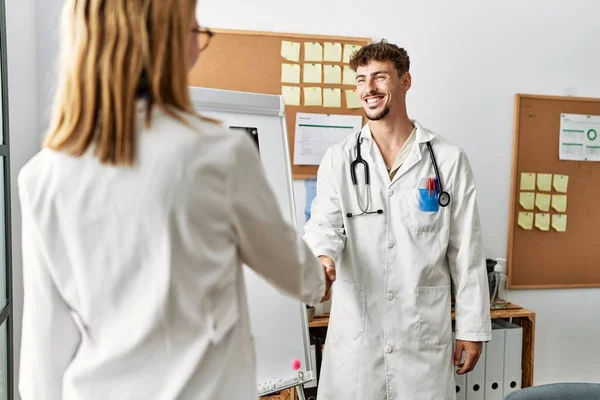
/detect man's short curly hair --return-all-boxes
[349,40,410,78]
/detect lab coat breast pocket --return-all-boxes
[416,285,452,346]
[332,280,365,341]
[402,189,444,233]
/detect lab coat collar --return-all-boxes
[358,120,435,144]
[358,120,436,186]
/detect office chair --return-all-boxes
[504,382,600,400]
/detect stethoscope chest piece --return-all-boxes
[438,191,451,207]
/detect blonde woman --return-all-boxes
[17,1,329,399]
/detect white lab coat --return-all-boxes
[18,108,325,400]
[303,121,492,400]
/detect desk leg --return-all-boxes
[514,315,535,387]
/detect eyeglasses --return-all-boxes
[191,27,214,52]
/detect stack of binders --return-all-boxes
[454,319,523,400]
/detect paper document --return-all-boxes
[535,213,550,231]
[552,214,567,232]
[551,195,567,212]
[324,42,342,62]
[303,63,322,83]
[535,193,551,212]
[345,89,362,109]
[324,65,342,84]
[518,212,534,230]
[343,65,357,85]
[553,174,569,192]
[304,42,323,62]
[281,64,300,84]
[281,41,300,62]
[519,192,535,210]
[520,173,536,191]
[303,87,322,106]
[294,113,362,165]
[343,44,362,63]
[559,113,600,161]
[537,173,552,191]
[323,88,341,108]
[281,86,300,106]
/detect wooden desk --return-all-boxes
[308,303,536,388]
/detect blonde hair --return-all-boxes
[44,0,198,165]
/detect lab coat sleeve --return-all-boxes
[18,185,81,399]
[302,148,346,262]
[229,133,326,307]
[446,150,492,342]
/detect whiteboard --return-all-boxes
[189,87,314,395]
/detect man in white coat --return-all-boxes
[303,40,492,399]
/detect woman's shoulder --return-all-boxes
[152,109,245,149]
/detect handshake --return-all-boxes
[319,255,337,302]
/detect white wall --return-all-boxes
[200,0,600,385]
[5,1,39,398]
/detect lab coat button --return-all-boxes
[386,292,394,300]
[387,242,394,249]
[388,189,394,196]
[385,346,393,353]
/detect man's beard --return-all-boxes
[366,106,390,121]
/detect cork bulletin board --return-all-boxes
[188,28,371,179]
[507,94,600,289]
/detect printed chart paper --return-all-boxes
[294,113,362,165]
[559,113,600,161]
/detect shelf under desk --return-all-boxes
[308,303,536,388]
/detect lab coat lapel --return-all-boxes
[362,125,391,185]
[389,121,435,185]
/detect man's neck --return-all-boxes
[368,114,414,151]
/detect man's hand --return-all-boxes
[454,340,483,375]
[318,256,336,302]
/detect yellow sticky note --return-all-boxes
[281,86,300,106]
[304,42,323,62]
[552,214,567,232]
[281,63,300,84]
[281,41,300,62]
[323,65,342,84]
[519,192,535,210]
[303,63,322,83]
[324,42,342,62]
[343,65,356,85]
[520,173,536,191]
[323,88,341,108]
[553,174,569,193]
[343,44,362,63]
[518,212,534,230]
[345,89,362,109]
[551,195,567,212]
[535,193,551,212]
[535,213,550,231]
[537,173,552,191]
[303,87,322,106]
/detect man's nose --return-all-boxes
[365,79,377,94]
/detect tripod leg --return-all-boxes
[296,384,306,400]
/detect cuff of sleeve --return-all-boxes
[455,332,492,342]
[310,248,338,264]
[302,264,326,307]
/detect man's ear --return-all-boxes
[401,72,412,91]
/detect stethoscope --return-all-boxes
[347,132,451,218]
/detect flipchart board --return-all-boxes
[188,28,371,178]
[507,94,600,288]
[189,87,315,395]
